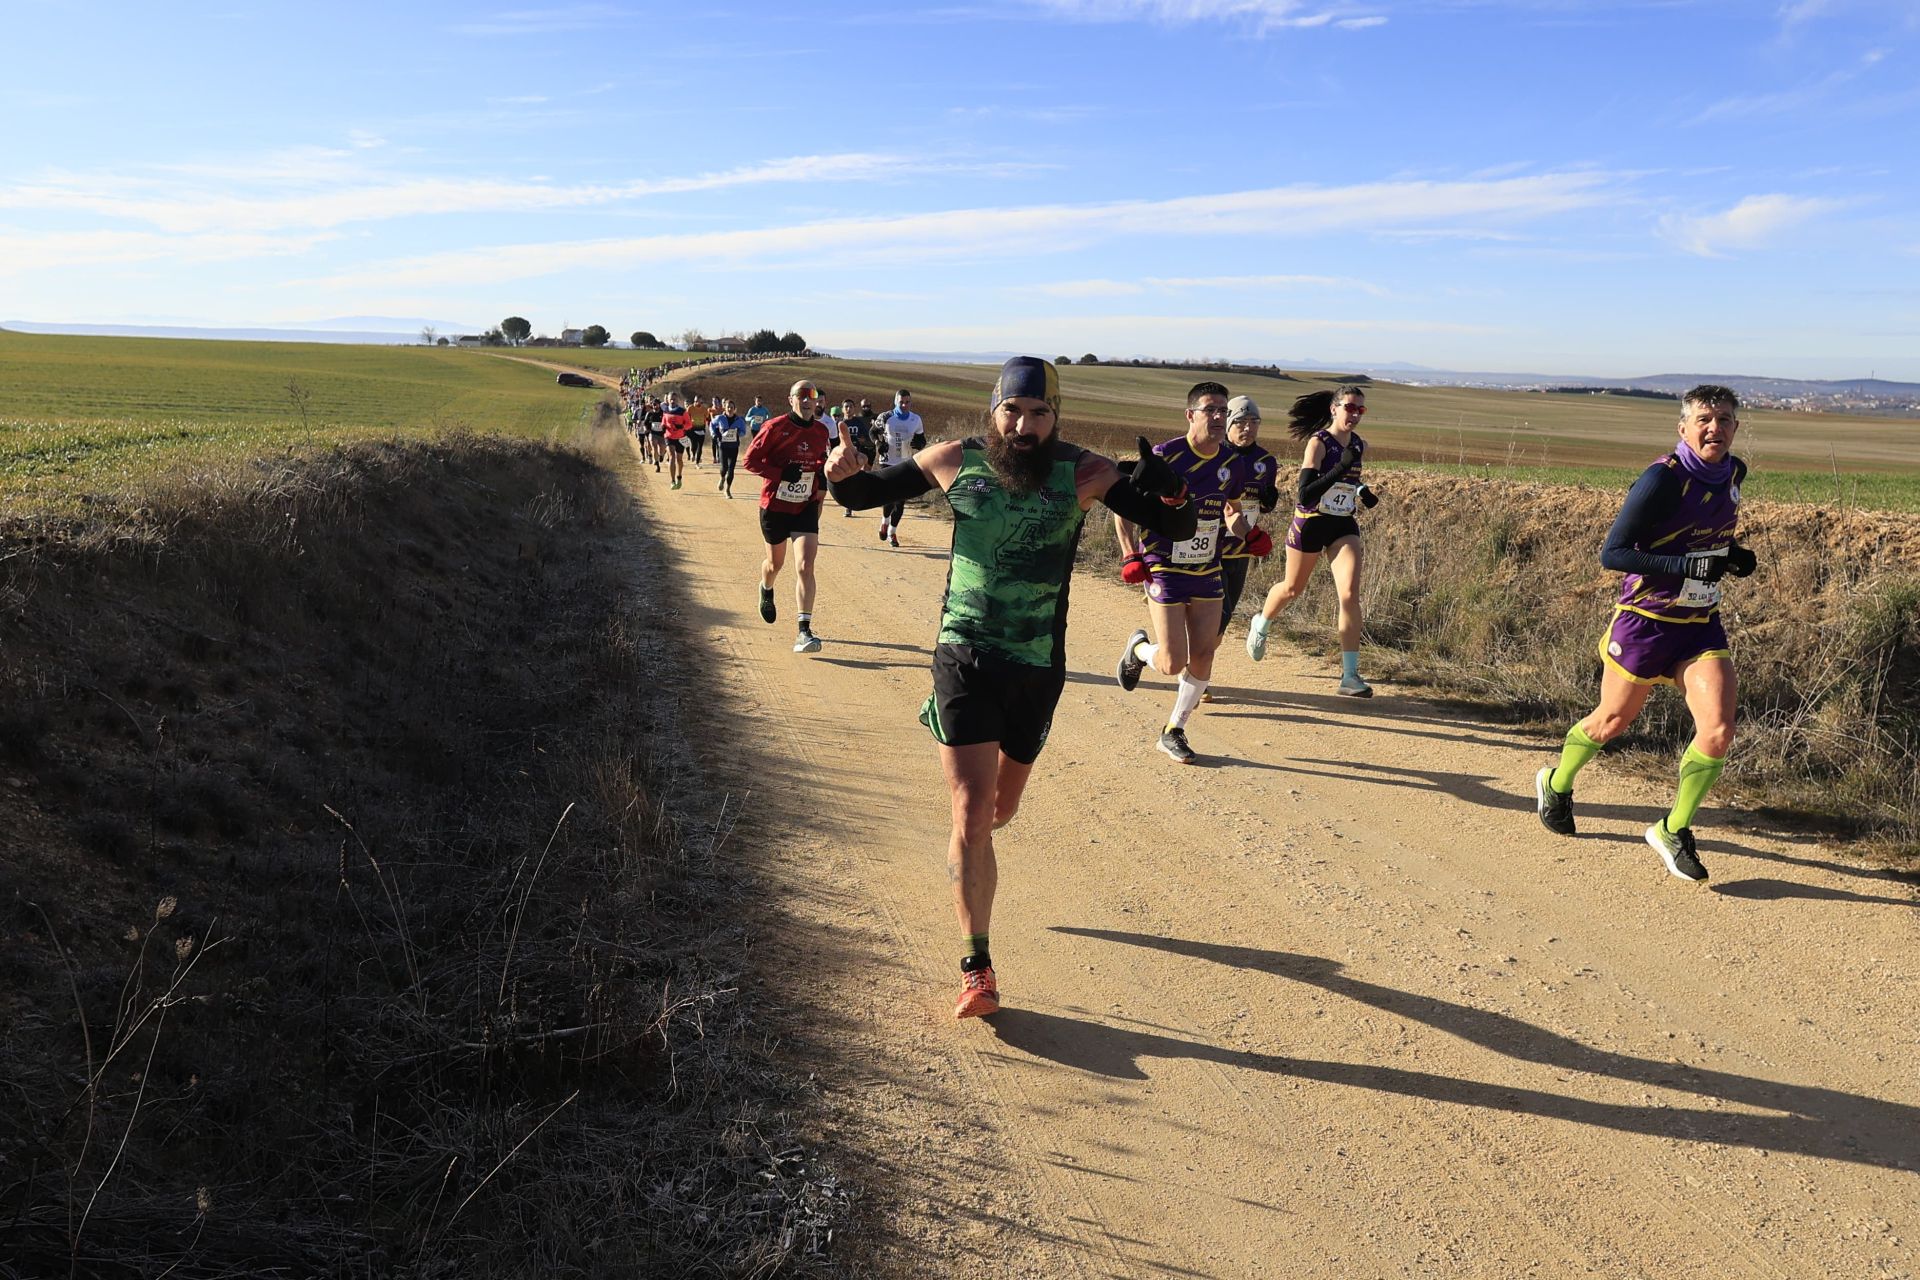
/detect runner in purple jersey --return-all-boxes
[1534,384,1759,882]
[1112,381,1256,763]
[1216,394,1282,638]
[1245,386,1381,697]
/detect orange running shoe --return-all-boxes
[954,966,999,1019]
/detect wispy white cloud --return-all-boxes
[1657,193,1847,256]
[306,172,1618,289]
[0,152,983,234]
[813,313,1499,359]
[450,4,632,36]
[1022,0,1385,32]
[0,227,338,275]
[1037,272,1388,297]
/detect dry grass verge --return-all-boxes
[1076,473,1920,859]
[0,428,847,1276]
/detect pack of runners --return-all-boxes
[624,358,1758,1020]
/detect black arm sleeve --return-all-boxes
[1101,472,1199,540]
[1600,464,1689,577]
[829,460,933,511]
[1300,453,1368,507]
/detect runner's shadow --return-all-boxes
[828,639,929,655]
[1016,927,1919,1170]
[812,656,922,672]
[1711,877,1917,907]
[1207,707,1527,754]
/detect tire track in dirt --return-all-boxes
[611,432,1920,1279]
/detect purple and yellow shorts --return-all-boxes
[1146,570,1224,606]
[1599,608,1732,686]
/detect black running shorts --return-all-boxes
[1286,513,1361,555]
[758,505,822,544]
[920,643,1066,766]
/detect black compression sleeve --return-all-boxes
[1297,453,1358,507]
[1600,464,1689,577]
[1102,472,1199,540]
[829,460,932,510]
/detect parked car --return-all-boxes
[555,372,594,388]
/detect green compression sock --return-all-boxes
[1548,723,1604,795]
[1667,745,1726,832]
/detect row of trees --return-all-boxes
[422,319,807,352]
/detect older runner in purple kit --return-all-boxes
[1533,384,1759,882]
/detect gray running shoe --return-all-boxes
[793,630,821,654]
[1246,615,1271,662]
[758,586,776,624]
[1645,821,1708,881]
[1158,726,1197,764]
[1116,627,1150,692]
[1337,672,1374,698]
[1535,766,1575,836]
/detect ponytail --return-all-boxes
[1287,390,1336,440]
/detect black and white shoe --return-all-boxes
[1116,628,1150,692]
[1645,821,1708,882]
[758,586,776,625]
[1535,766,1576,836]
[1158,727,1197,765]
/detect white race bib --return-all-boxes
[720,427,739,442]
[1317,483,1359,517]
[1677,547,1726,608]
[1172,519,1220,565]
[775,471,816,503]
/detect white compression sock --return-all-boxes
[1133,640,1159,667]
[1169,671,1209,729]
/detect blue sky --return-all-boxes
[3,0,1916,378]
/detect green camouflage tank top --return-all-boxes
[938,437,1088,667]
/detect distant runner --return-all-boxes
[687,396,712,466]
[1111,382,1260,763]
[1245,386,1380,698]
[744,396,772,437]
[661,396,691,490]
[826,357,1198,1019]
[1534,384,1756,882]
[711,397,746,498]
[644,397,667,470]
[741,379,833,653]
[876,389,925,546]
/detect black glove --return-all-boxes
[1257,484,1281,514]
[779,463,804,484]
[1358,484,1380,509]
[910,431,926,450]
[1684,552,1729,583]
[1725,543,1757,577]
[1130,437,1187,505]
[1335,441,1362,476]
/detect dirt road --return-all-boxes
[611,435,1918,1279]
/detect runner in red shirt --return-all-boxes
[741,378,833,652]
[661,396,692,490]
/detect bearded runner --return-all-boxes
[827,356,1198,1020]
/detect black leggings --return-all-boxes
[883,499,907,528]
[689,432,706,463]
[717,442,739,487]
[1218,557,1250,636]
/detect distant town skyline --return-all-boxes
[4,1,1917,380]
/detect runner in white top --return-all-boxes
[876,389,924,546]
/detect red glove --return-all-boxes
[1244,527,1275,559]
[1120,554,1150,585]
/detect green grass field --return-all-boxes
[689,358,1920,511]
[0,331,616,509]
